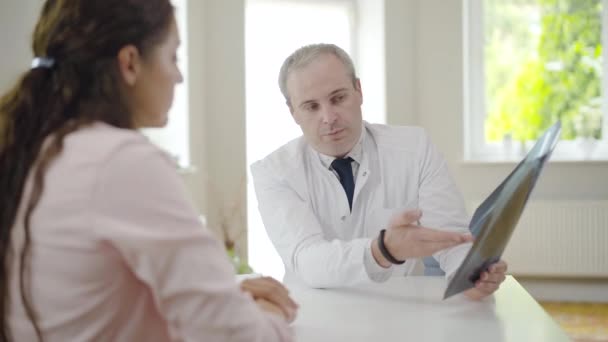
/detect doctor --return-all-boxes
[251,44,507,300]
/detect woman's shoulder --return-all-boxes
[63,121,175,168]
[67,121,148,148]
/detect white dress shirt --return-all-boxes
[251,122,472,288]
[9,122,292,342]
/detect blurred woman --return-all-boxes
[0,0,296,341]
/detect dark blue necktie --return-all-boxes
[331,157,355,210]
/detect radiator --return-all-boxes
[466,200,608,278]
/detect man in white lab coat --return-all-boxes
[251,43,507,300]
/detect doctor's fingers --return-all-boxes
[417,240,468,255]
[389,209,423,228]
[475,279,501,294]
[489,260,508,274]
[413,226,473,243]
[480,271,506,284]
[467,282,498,299]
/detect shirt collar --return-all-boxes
[318,126,366,170]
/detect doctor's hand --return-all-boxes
[241,276,299,322]
[463,260,508,300]
[372,209,473,268]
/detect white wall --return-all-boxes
[384,0,418,126]
[189,0,248,253]
[356,0,386,124]
[0,1,40,92]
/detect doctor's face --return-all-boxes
[286,53,363,158]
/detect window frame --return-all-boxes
[464,0,608,162]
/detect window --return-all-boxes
[465,0,608,161]
[140,0,190,168]
[245,0,356,280]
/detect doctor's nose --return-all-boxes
[321,107,338,125]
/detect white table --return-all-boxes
[286,276,571,342]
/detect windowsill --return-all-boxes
[464,139,608,165]
[461,158,608,166]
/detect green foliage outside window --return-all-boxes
[484,0,603,142]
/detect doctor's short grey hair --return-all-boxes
[278,43,359,106]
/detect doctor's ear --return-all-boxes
[289,107,303,126]
[117,44,143,86]
[354,78,363,104]
[287,101,296,117]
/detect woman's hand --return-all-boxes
[241,276,299,322]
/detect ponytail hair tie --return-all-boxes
[31,57,55,69]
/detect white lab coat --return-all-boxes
[251,122,471,288]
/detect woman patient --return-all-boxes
[0,0,296,341]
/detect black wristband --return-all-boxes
[378,229,406,265]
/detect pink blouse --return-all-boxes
[8,122,292,341]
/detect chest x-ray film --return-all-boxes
[443,121,561,299]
